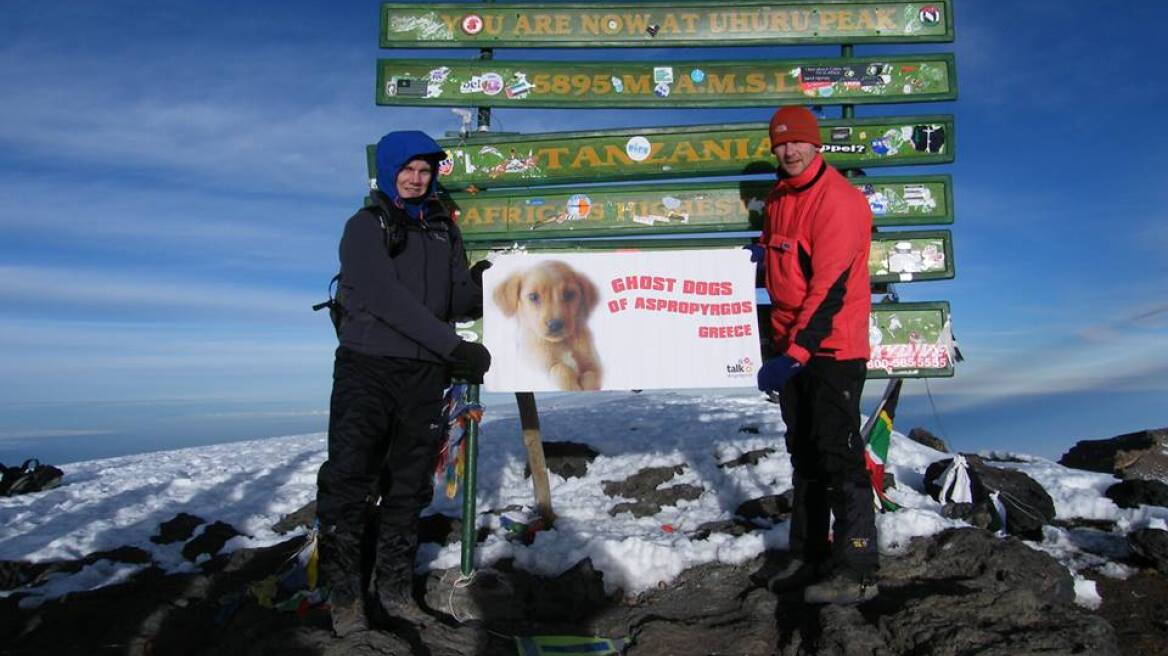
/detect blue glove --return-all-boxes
[757,354,802,392]
[744,244,766,263]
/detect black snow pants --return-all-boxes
[778,357,878,578]
[316,346,447,590]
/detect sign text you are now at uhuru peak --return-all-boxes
[381,1,954,47]
[377,54,955,108]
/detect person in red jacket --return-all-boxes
[754,106,877,605]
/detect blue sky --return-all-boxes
[1,1,1166,461]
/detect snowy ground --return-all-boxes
[2,389,1165,611]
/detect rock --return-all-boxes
[908,426,949,452]
[1129,528,1168,575]
[924,454,1056,539]
[717,447,775,468]
[526,441,599,480]
[602,465,684,498]
[151,512,206,544]
[1,546,153,592]
[869,528,1118,656]
[610,485,703,518]
[688,518,757,540]
[182,521,242,562]
[1105,479,1168,509]
[0,528,1126,656]
[737,424,761,434]
[1092,569,1168,656]
[1059,427,1168,481]
[0,559,43,590]
[272,500,315,534]
[940,500,997,530]
[418,513,460,545]
[1051,517,1118,532]
[603,465,703,517]
[735,492,793,524]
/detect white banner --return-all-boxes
[482,249,761,392]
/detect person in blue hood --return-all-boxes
[316,130,492,635]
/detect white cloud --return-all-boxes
[0,264,318,319]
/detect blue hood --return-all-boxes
[374,130,447,219]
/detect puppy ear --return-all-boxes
[493,271,522,317]
[575,270,600,318]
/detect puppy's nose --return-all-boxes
[546,318,564,334]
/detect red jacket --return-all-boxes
[761,155,872,364]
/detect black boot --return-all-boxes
[374,531,433,626]
[803,569,878,605]
[320,527,370,636]
[766,558,820,593]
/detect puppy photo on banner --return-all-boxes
[482,249,761,392]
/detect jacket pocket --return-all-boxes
[764,232,808,311]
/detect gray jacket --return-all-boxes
[337,192,481,362]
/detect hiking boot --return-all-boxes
[377,585,434,626]
[803,571,878,605]
[766,558,819,593]
[327,577,369,636]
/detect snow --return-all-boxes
[1,389,1163,610]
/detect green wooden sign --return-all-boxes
[867,301,954,378]
[449,175,951,242]
[381,1,954,48]
[869,230,953,283]
[366,116,954,190]
[376,54,956,108]
[462,227,950,283]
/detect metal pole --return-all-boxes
[459,382,481,576]
[841,44,857,181]
[457,35,494,577]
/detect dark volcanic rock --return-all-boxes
[688,518,758,540]
[610,484,703,518]
[182,521,242,562]
[1060,427,1168,481]
[736,492,794,524]
[602,465,684,498]
[1106,479,1168,509]
[924,454,1056,539]
[418,512,460,545]
[717,447,776,468]
[0,559,43,590]
[1,527,1127,656]
[842,528,1117,656]
[1093,569,1168,656]
[1129,528,1168,575]
[526,441,599,480]
[603,465,703,517]
[1,546,152,593]
[908,426,949,453]
[151,512,206,544]
[272,500,316,534]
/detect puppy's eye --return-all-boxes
[527,292,540,303]
[562,289,577,302]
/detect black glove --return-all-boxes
[449,340,491,383]
[469,259,492,287]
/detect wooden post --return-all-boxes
[515,392,555,523]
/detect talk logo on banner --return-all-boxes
[482,249,761,392]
